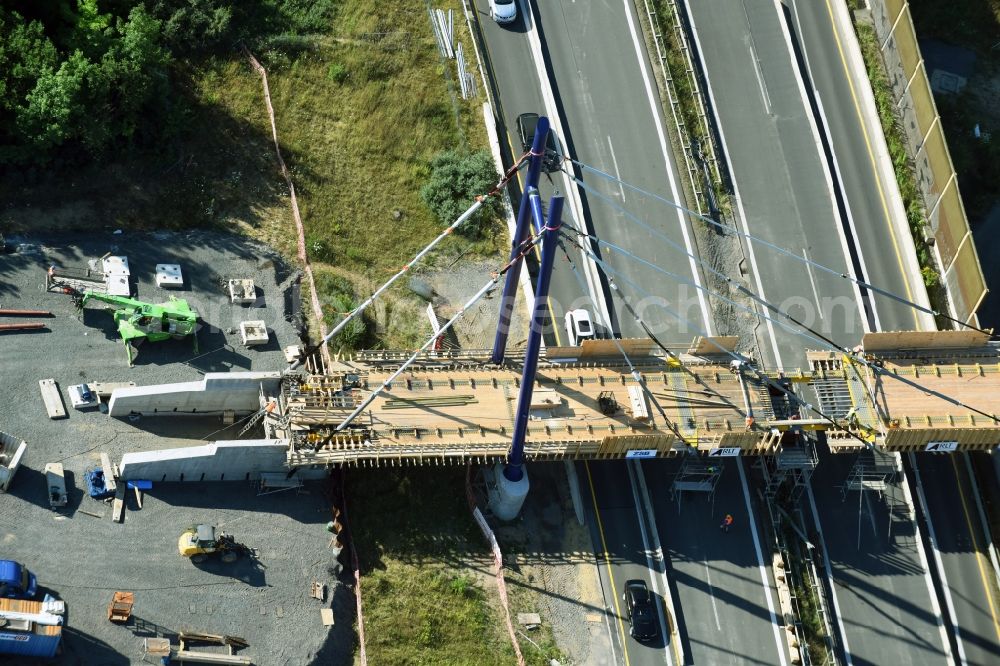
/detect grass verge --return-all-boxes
[779,519,833,665]
[348,466,555,664]
[852,19,950,327]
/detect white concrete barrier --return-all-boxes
[108,372,281,416]
[118,439,325,482]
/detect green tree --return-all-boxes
[97,5,171,143]
[148,0,235,53]
[17,50,96,154]
[72,0,112,54]
[0,10,58,115]
[420,150,501,237]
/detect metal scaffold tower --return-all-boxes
[669,455,722,513]
[759,434,819,505]
[839,448,898,501]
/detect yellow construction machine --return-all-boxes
[177,525,250,564]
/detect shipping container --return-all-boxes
[0,598,63,658]
[0,629,61,658]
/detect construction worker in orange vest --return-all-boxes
[720,513,734,533]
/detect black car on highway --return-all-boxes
[623,579,658,642]
[516,112,561,173]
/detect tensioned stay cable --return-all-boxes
[561,231,877,447]
[288,152,533,371]
[555,237,689,444]
[336,232,543,431]
[561,224,999,425]
[559,231,878,448]
[563,158,992,336]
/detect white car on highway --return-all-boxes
[564,309,595,347]
[490,0,517,24]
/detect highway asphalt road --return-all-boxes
[786,0,928,334]
[686,2,984,663]
[782,2,1000,662]
[582,460,675,666]
[470,0,583,348]
[473,2,998,664]
[474,0,714,343]
[912,453,1000,665]
[806,448,950,665]
[786,6,1000,661]
[686,0,863,370]
[645,457,787,666]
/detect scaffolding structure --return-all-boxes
[669,455,722,513]
[839,449,899,501]
[759,435,819,505]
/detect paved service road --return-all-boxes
[686,0,862,369]
[913,453,1000,665]
[645,457,786,666]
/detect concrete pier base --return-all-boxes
[487,462,529,521]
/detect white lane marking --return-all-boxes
[595,562,621,665]
[776,0,878,334]
[702,556,723,631]
[909,453,968,665]
[607,135,626,202]
[519,0,613,331]
[634,461,686,664]
[737,459,789,666]
[963,452,1000,587]
[803,247,823,320]
[620,0,714,336]
[813,93,882,333]
[683,5,780,367]
[625,464,674,666]
[897,453,955,664]
[740,0,772,114]
[806,483,854,665]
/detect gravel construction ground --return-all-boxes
[494,462,610,665]
[0,230,351,665]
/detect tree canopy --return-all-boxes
[0,1,338,167]
[420,150,502,237]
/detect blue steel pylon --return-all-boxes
[504,193,564,482]
[491,116,551,365]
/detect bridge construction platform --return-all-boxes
[809,330,1000,453]
[271,354,782,467]
[110,331,1000,471]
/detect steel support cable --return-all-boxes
[335,234,543,431]
[559,173,1000,422]
[559,231,879,449]
[607,273,748,418]
[289,153,532,371]
[557,222,842,358]
[563,226,999,428]
[563,159,993,337]
[555,238,689,444]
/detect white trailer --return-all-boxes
[43,463,68,509]
[0,431,27,492]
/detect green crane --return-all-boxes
[78,292,199,366]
